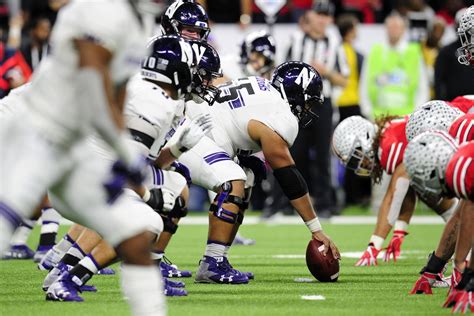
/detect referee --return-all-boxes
[286,0,349,217]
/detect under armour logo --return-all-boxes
[295,67,315,90]
[220,275,233,282]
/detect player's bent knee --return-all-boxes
[210,181,246,224]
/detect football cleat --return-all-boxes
[232,233,256,246]
[38,247,63,271]
[33,245,53,263]
[45,272,84,302]
[43,262,71,291]
[383,230,407,263]
[355,244,380,267]
[2,245,35,260]
[195,256,249,284]
[409,272,441,294]
[97,268,115,275]
[222,257,254,280]
[164,278,185,288]
[164,283,188,296]
[160,257,192,278]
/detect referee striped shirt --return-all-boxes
[286,29,349,98]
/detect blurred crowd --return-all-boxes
[1,0,474,217]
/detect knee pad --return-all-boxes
[161,215,178,234]
[236,211,244,225]
[168,196,188,219]
[209,182,244,224]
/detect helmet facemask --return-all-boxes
[345,138,375,177]
[192,66,222,105]
[457,28,474,66]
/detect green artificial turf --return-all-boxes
[0,221,452,316]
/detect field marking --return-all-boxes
[58,215,445,226]
[294,278,316,283]
[301,295,326,301]
[271,250,426,260]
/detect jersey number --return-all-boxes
[217,79,255,109]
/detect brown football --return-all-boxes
[306,239,339,282]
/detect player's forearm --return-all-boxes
[154,148,177,169]
[290,194,318,222]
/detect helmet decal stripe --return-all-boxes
[462,121,474,143]
[457,118,468,142]
[460,157,472,198]
[453,156,464,198]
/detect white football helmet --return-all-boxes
[406,100,463,142]
[457,6,474,66]
[403,130,458,205]
[332,116,377,176]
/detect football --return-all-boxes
[306,239,340,282]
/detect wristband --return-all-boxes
[305,217,322,233]
[142,188,151,202]
[169,143,188,158]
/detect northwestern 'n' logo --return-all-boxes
[295,68,315,90]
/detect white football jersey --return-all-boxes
[187,76,299,157]
[124,74,185,159]
[22,0,153,145]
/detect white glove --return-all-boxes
[161,187,176,212]
[169,114,213,157]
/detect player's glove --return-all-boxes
[452,290,474,313]
[355,244,379,266]
[383,230,408,263]
[409,272,442,294]
[103,160,129,204]
[237,155,267,185]
[445,268,473,308]
[143,188,176,214]
[169,114,213,157]
[170,162,192,186]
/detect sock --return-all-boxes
[394,220,408,233]
[205,240,226,258]
[151,251,164,261]
[369,235,385,250]
[70,254,100,286]
[39,208,61,247]
[424,251,447,274]
[10,219,35,246]
[223,245,230,257]
[54,234,75,255]
[121,264,166,316]
[61,243,85,266]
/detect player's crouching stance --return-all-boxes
[403,131,474,312]
[164,61,340,284]
[44,35,211,300]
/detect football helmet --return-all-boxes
[271,61,323,128]
[141,35,195,97]
[457,6,474,66]
[332,116,378,176]
[187,40,222,105]
[161,0,210,40]
[240,31,276,77]
[403,130,458,205]
[406,100,464,141]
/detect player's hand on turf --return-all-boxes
[383,230,408,263]
[178,114,213,150]
[355,244,379,266]
[452,291,473,313]
[312,231,340,260]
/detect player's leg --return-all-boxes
[410,200,462,295]
[38,223,85,270]
[3,218,36,260]
[0,118,70,255]
[34,198,62,262]
[356,165,413,266]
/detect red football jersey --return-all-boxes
[445,142,474,200]
[378,116,409,174]
[448,96,474,114]
[449,114,474,144]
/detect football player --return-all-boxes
[43,36,212,299]
[404,131,474,312]
[332,106,461,266]
[217,30,277,84]
[0,1,170,314]
[160,0,210,41]
[161,61,340,284]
